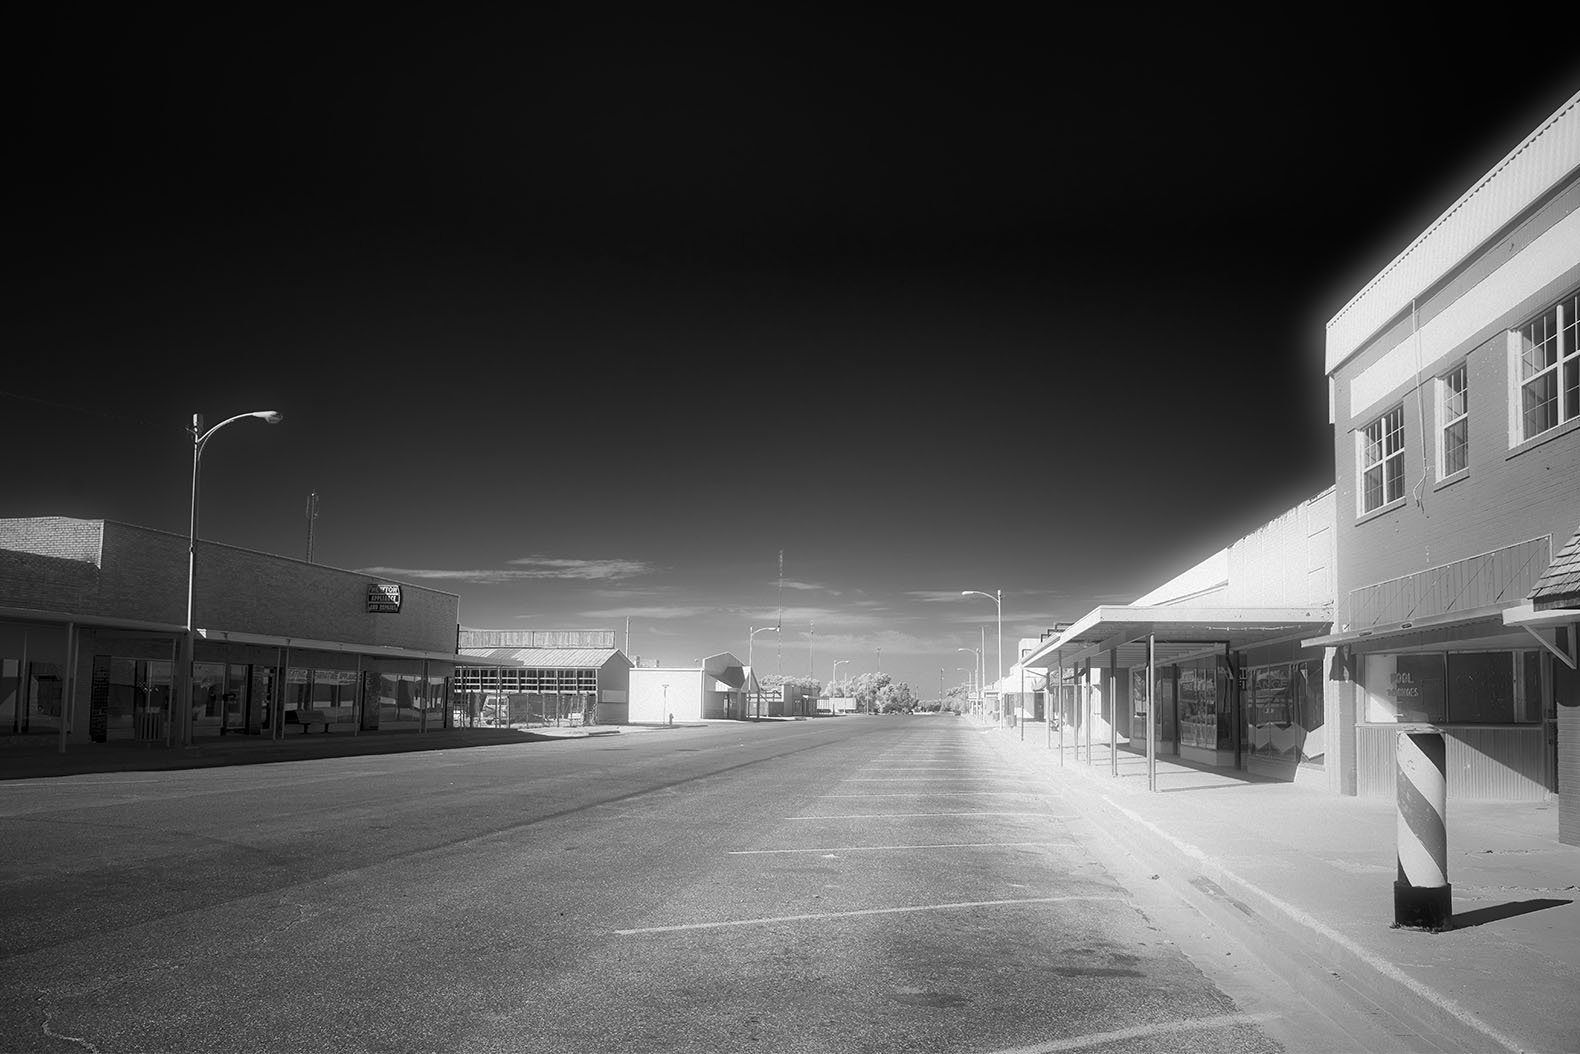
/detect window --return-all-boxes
[1516,289,1579,442]
[1363,650,1541,724]
[1439,363,1468,477]
[1360,405,1405,513]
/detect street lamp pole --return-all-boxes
[956,647,979,718]
[748,625,780,669]
[182,410,283,747]
[962,589,1002,725]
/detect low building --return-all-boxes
[628,653,750,723]
[0,516,460,747]
[454,629,632,725]
[1022,489,1336,787]
[1308,89,1580,822]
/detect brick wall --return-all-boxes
[1,518,458,652]
[0,517,104,566]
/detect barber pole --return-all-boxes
[1395,730,1451,929]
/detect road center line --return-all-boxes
[982,1012,1279,1054]
[729,841,1076,854]
[613,895,1126,935]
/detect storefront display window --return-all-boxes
[1177,660,1225,750]
[192,662,226,734]
[1247,661,1323,766]
[1364,650,1540,724]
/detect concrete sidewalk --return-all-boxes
[977,718,1580,1054]
[0,722,675,780]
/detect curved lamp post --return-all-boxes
[180,410,283,745]
[748,625,779,668]
[962,589,1002,725]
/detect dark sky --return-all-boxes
[6,11,1579,694]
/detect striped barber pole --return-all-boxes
[1395,730,1452,929]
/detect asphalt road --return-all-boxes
[2,717,1290,1053]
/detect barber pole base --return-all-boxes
[1394,730,1452,930]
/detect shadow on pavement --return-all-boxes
[1450,897,1573,929]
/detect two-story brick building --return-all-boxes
[1,516,461,749]
[1304,90,1580,840]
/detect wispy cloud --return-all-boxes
[909,590,974,603]
[506,555,654,580]
[773,579,828,592]
[359,555,653,585]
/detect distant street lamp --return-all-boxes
[181,410,283,746]
[962,590,1002,724]
[748,625,779,668]
[957,647,980,719]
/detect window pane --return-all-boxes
[1363,653,1444,722]
[1443,418,1467,475]
[1565,357,1578,424]
[1520,308,1556,376]
[1447,652,1515,723]
[1384,455,1404,503]
[1523,373,1557,437]
[1519,651,1542,723]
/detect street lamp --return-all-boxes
[957,647,980,719]
[181,410,284,746]
[962,589,1002,724]
[748,625,779,668]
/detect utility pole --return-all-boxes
[304,491,318,563]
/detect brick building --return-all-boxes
[1305,90,1580,834]
[0,516,460,747]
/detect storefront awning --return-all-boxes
[198,628,460,664]
[1022,605,1333,671]
[1299,603,1509,650]
[1503,600,1580,669]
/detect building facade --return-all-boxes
[455,629,632,726]
[0,517,461,747]
[1307,91,1580,828]
[628,653,749,723]
[1024,489,1337,787]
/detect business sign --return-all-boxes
[367,583,402,613]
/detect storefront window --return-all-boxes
[1177,660,1225,751]
[192,662,226,734]
[1365,650,1541,724]
[1363,653,1445,722]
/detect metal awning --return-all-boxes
[1022,604,1333,671]
[1299,603,1509,650]
[198,628,460,664]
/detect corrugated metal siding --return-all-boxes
[1326,91,1580,373]
[1356,725,1547,800]
[1349,536,1550,626]
[457,629,616,649]
[457,647,619,668]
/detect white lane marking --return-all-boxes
[983,1012,1279,1054]
[1101,796,1530,1054]
[820,791,1055,798]
[787,812,1067,820]
[614,895,1127,934]
[841,777,1015,782]
[729,841,1076,854]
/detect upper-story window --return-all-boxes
[1516,289,1579,442]
[1438,363,1468,477]
[1360,404,1405,513]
